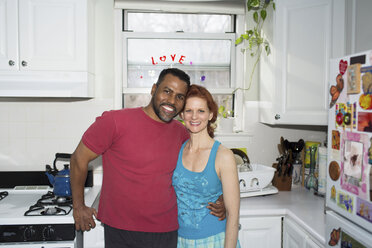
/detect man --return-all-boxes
[70,68,224,248]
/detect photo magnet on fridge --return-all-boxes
[357,112,372,133]
[341,132,370,200]
[347,64,361,94]
[356,198,372,224]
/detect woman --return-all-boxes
[172,84,240,247]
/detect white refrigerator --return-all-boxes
[326,49,372,248]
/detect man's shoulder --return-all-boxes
[103,107,141,117]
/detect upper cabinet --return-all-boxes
[0,0,95,97]
[259,0,345,125]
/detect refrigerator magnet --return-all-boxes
[337,190,354,213]
[330,185,337,202]
[332,130,341,150]
[347,63,361,94]
[329,161,341,181]
[330,74,344,108]
[339,59,348,75]
[357,112,372,133]
[362,71,372,94]
[328,228,340,246]
[341,132,370,200]
[356,198,372,223]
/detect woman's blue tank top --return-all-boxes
[172,140,226,239]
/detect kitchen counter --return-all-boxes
[85,184,326,246]
[240,186,326,245]
[84,185,102,208]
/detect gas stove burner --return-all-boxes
[24,202,72,216]
[38,191,72,206]
[0,191,8,200]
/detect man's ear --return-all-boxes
[150,84,157,96]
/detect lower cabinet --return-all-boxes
[238,216,282,248]
[283,217,322,248]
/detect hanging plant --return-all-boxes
[235,0,275,91]
[218,0,275,121]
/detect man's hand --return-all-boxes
[207,195,226,221]
[73,205,98,231]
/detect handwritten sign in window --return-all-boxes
[151,54,186,65]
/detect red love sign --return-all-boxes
[339,60,348,75]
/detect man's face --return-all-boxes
[151,74,188,123]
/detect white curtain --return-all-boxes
[114,0,245,14]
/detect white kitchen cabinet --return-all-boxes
[0,0,95,97]
[238,216,282,248]
[283,217,322,248]
[259,0,345,125]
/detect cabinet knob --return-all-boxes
[8,60,15,66]
[21,61,28,67]
[275,114,280,120]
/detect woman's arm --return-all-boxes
[216,146,240,248]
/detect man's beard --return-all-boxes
[152,98,178,123]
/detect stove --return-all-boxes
[0,187,82,248]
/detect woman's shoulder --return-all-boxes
[215,143,235,163]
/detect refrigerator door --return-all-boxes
[326,210,372,248]
[326,49,372,234]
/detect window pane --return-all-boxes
[128,67,230,88]
[127,38,231,88]
[127,12,232,33]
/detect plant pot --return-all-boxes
[217,117,235,133]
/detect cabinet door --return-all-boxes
[0,0,19,70]
[259,0,345,125]
[18,0,87,71]
[239,216,282,248]
[283,217,306,248]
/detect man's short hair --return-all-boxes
[156,68,191,88]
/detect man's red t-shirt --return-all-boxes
[82,107,189,232]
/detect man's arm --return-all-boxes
[70,140,99,231]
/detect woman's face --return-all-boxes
[181,97,213,134]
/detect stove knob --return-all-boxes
[42,226,55,240]
[23,226,36,240]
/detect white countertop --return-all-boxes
[84,185,102,208]
[240,186,326,245]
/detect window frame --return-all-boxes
[114,9,245,131]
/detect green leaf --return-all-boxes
[218,106,225,115]
[260,10,267,21]
[235,37,243,45]
[253,12,259,24]
[273,2,276,10]
[265,45,271,55]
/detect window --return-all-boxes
[119,11,244,125]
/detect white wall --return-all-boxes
[0,0,115,171]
